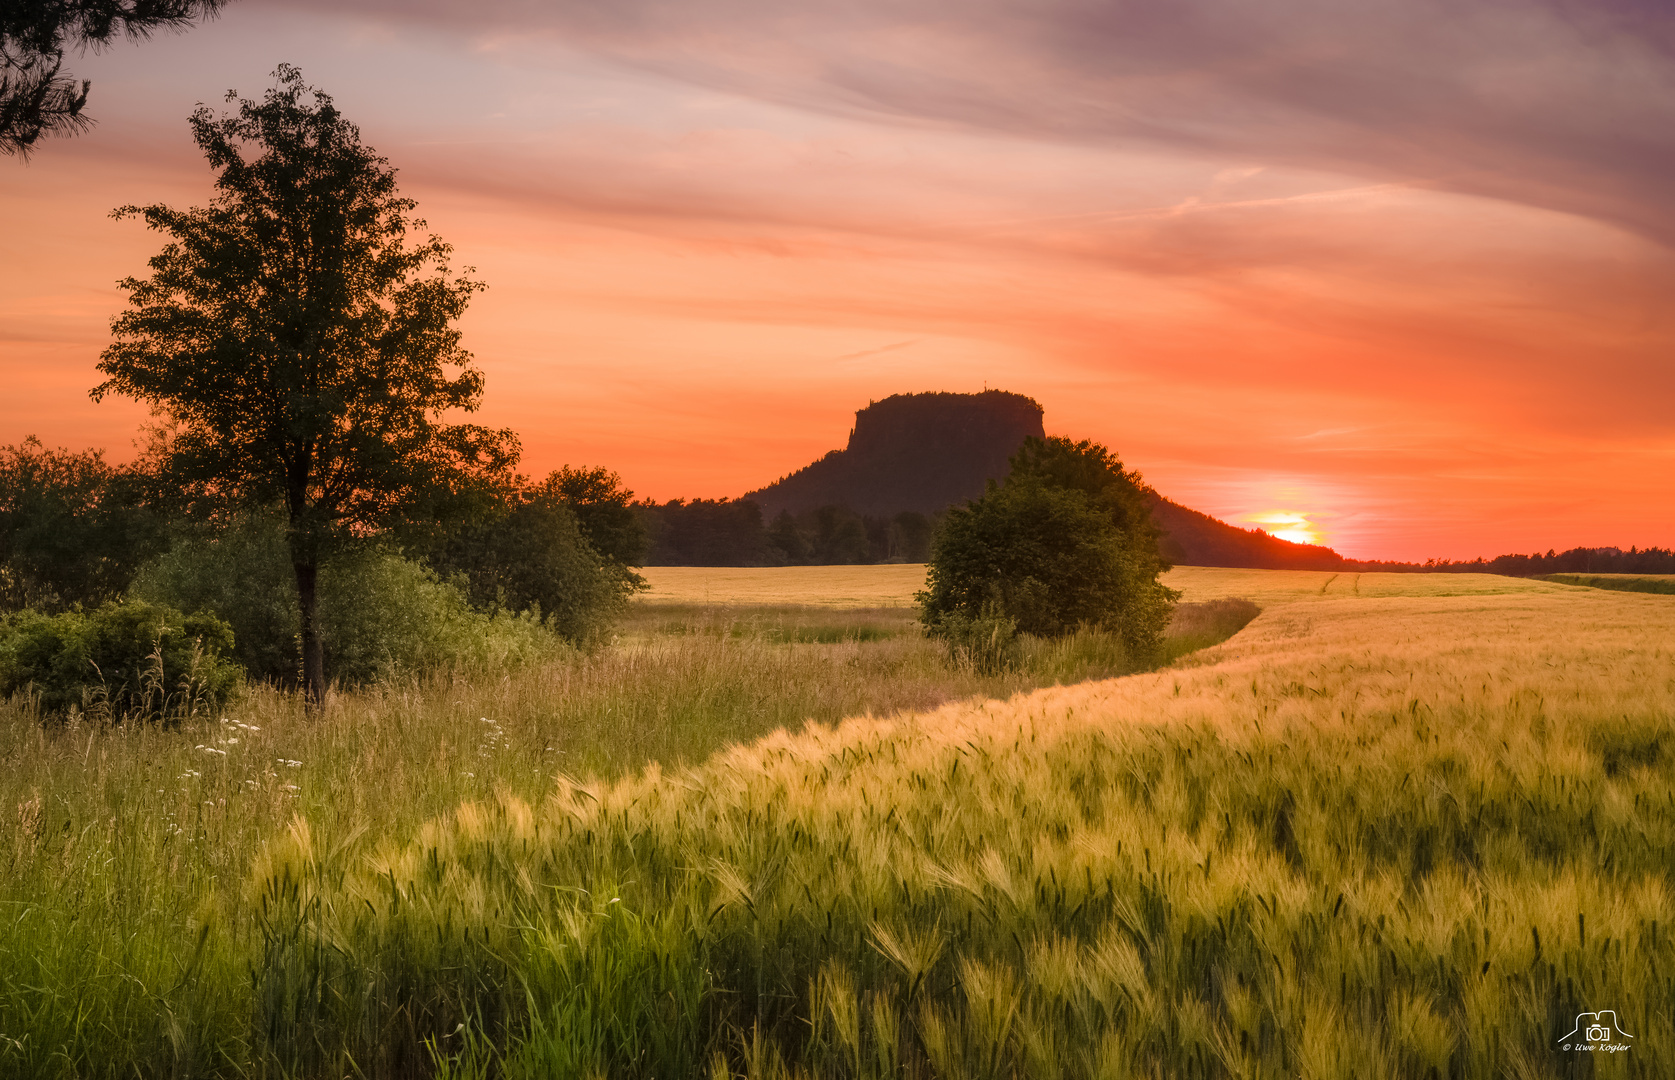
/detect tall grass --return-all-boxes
[0,596,1240,1077]
[269,587,1674,1079]
[3,578,1669,1077]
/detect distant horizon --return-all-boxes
[5,1,1673,562]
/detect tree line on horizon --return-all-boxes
[633,499,935,567]
[1344,546,1675,576]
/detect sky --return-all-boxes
[3,0,1673,561]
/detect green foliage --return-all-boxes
[130,509,298,681]
[1542,573,1675,595]
[0,589,1261,1075]
[919,437,1177,662]
[1007,435,1171,578]
[0,599,239,720]
[133,512,557,685]
[0,437,166,612]
[762,507,935,566]
[412,484,638,646]
[92,64,519,701]
[933,601,1021,674]
[887,510,934,563]
[536,466,649,570]
[318,545,555,682]
[638,498,768,566]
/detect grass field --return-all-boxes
[1541,574,1675,596]
[2,567,1671,1078]
[639,564,1575,609]
[637,565,931,607]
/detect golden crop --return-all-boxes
[278,575,1673,1076]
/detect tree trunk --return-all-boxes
[293,559,326,708]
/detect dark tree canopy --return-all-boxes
[1007,436,1167,560]
[92,66,517,703]
[0,437,166,611]
[537,466,649,570]
[403,468,648,644]
[1,0,225,156]
[918,436,1177,661]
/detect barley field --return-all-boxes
[637,565,931,608]
[1542,574,1675,597]
[3,568,1672,1078]
[638,564,1575,609]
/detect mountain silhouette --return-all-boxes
[747,391,1045,518]
[745,390,1349,570]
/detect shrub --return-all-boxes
[129,509,298,682]
[918,437,1178,663]
[318,546,556,683]
[0,438,166,612]
[412,491,638,645]
[0,600,240,720]
[133,512,559,686]
[933,602,1021,674]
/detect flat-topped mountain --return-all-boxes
[746,391,1046,519]
[745,389,1349,570]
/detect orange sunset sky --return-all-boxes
[3,0,1673,562]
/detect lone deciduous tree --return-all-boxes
[93,65,517,705]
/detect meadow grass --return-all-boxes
[0,584,1244,1078]
[2,570,1669,1078]
[636,565,931,608]
[1541,574,1675,597]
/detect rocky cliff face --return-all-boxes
[746,391,1045,518]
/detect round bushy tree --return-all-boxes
[917,437,1177,662]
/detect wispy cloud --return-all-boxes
[278,0,1675,246]
[832,339,919,362]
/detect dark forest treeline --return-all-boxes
[633,499,935,567]
[1361,546,1675,576]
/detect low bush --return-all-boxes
[933,602,1022,674]
[918,438,1178,664]
[0,600,240,720]
[318,547,558,683]
[132,513,560,686]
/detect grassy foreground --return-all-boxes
[0,584,1249,1078]
[2,569,1670,1077]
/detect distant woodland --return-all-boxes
[634,500,934,567]
[1387,546,1675,576]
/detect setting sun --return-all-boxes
[1244,510,1326,547]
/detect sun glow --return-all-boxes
[1244,510,1326,547]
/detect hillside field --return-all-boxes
[2,567,1671,1078]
